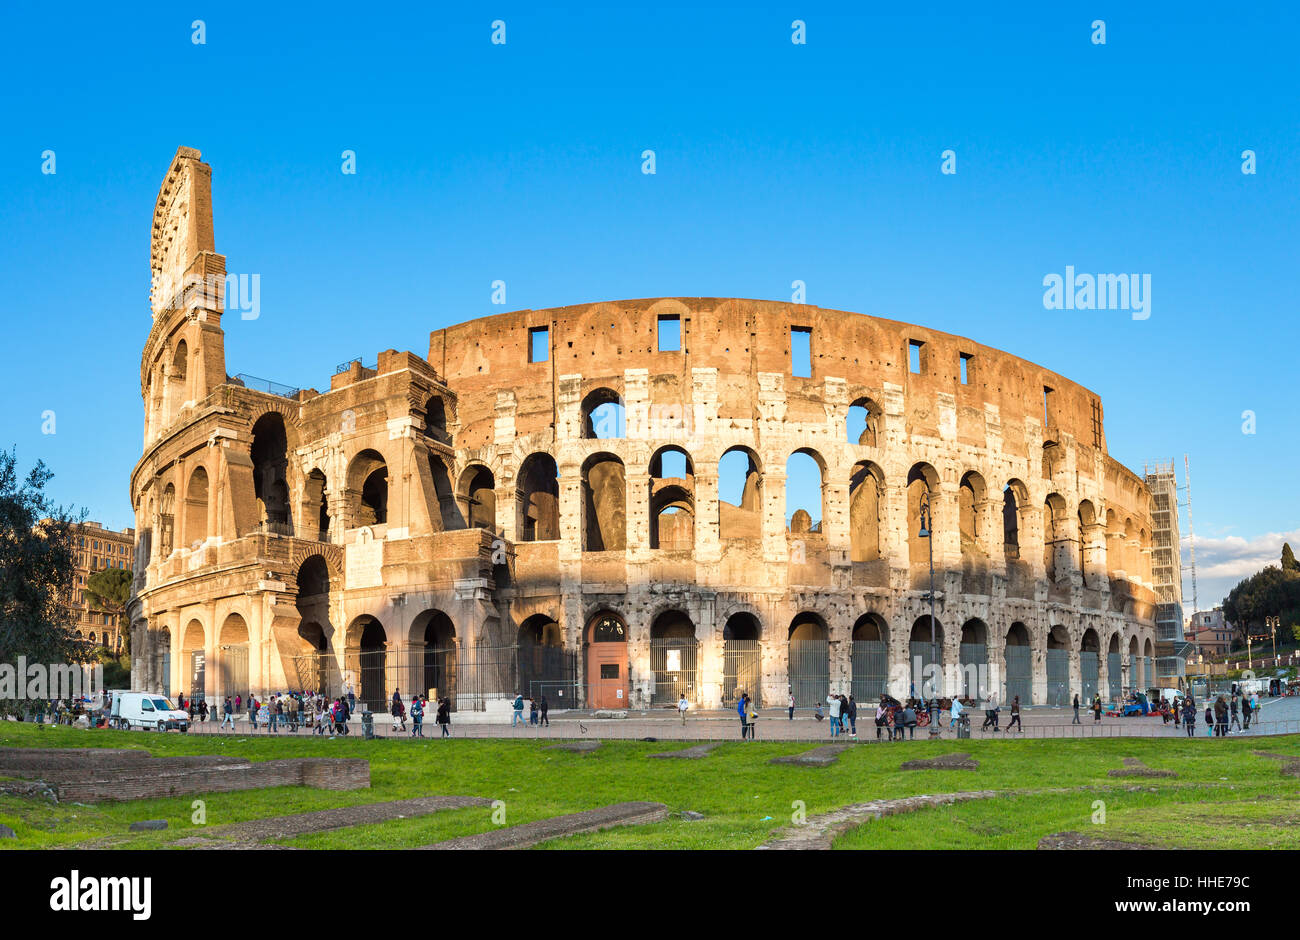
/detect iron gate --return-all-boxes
[788,639,829,708]
[959,642,986,699]
[1005,644,1032,705]
[220,644,249,702]
[1080,651,1099,703]
[910,640,941,697]
[1108,652,1122,700]
[851,640,887,702]
[1046,648,1070,706]
[650,638,699,705]
[722,639,761,707]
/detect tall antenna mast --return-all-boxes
[1184,452,1199,674]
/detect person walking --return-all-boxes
[347,685,356,717]
[845,695,858,737]
[528,697,539,726]
[249,694,259,731]
[511,692,526,728]
[678,693,689,725]
[539,695,549,727]
[737,693,748,739]
[410,695,425,737]
[1006,695,1022,733]
[1092,695,1102,723]
[220,696,235,732]
[1214,695,1229,737]
[1072,693,1081,725]
[436,697,451,737]
[950,694,964,735]
[1183,699,1196,737]
[787,691,795,721]
[745,694,758,741]
[825,692,843,738]
[1229,695,1241,733]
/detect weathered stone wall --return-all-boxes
[127,148,1159,712]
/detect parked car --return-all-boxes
[109,691,189,732]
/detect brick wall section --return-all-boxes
[0,747,368,802]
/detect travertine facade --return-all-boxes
[128,147,1158,711]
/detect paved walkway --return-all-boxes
[175,697,1300,742]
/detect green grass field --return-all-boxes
[2,723,1297,850]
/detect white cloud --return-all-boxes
[1181,528,1300,616]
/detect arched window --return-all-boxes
[846,397,882,447]
[518,453,559,541]
[459,465,496,531]
[348,450,388,527]
[718,447,762,540]
[849,462,884,562]
[251,412,292,530]
[907,464,938,566]
[581,388,625,439]
[650,447,694,550]
[959,471,986,559]
[785,449,824,533]
[423,395,450,445]
[582,453,626,551]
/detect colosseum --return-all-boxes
[127,147,1159,714]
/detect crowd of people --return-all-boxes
[1155,685,1261,737]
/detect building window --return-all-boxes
[1043,385,1056,427]
[791,326,812,377]
[657,315,681,352]
[959,352,973,385]
[528,326,549,363]
[909,339,925,374]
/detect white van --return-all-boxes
[110,691,190,732]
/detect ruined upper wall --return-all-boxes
[429,297,1108,458]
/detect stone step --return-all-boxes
[419,802,668,850]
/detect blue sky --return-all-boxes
[1,1,1297,616]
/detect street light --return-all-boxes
[918,490,940,738]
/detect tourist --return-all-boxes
[392,690,407,733]
[1214,696,1228,737]
[511,692,526,728]
[1092,695,1102,723]
[411,695,425,737]
[529,697,539,726]
[334,698,348,735]
[1229,695,1241,733]
[234,693,241,714]
[1183,699,1196,736]
[678,693,689,725]
[737,693,748,738]
[845,695,858,737]
[825,692,843,738]
[787,690,795,721]
[286,694,299,733]
[347,685,356,716]
[436,697,451,737]
[1072,692,1081,725]
[260,697,273,732]
[220,696,235,731]
[249,694,259,730]
[875,701,888,740]
[902,703,918,739]
[314,700,330,735]
[745,694,758,740]
[950,694,964,734]
[982,697,1000,732]
[1006,695,1022,733]
[198,699,208,723]
[539,695,549,727]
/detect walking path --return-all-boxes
[419,802,668,850]
[174,697,1300,742]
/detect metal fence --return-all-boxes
[1108,652,1122,699]
[851,640,887,702]
[909,641,939,696]
[220,644,249,703]
[789,639,829,708]
[1046,649,1070,706]
[1005,645,1032,705]
[1080,651,1099,702]
[649,638,700,705]
[722,640,761,707]
[287,644,578,713]
[959,642,986,699]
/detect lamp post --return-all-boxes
[918,490,940,737]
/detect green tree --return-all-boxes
[0,449,89,715]
[84,566,133,654]
[1284,542,1299,573]
[1223,564,1300,647]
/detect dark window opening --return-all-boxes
[960,352,973,385]
[909,339,925,375]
